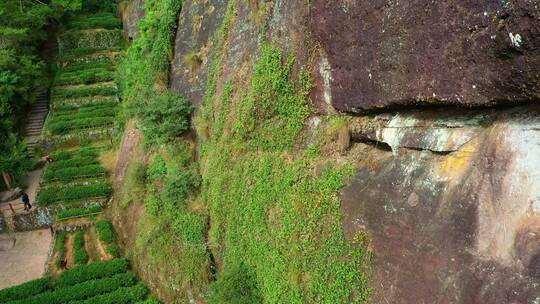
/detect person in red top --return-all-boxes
[45,155,55,163]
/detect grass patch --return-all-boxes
[37,182,112,205]
[57,205,103,221]
[72,230,89,265]
[68,13,122,30]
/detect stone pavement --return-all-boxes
[0,168,43,216]
[0,229,52,289]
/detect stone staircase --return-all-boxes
[25,90,49,158]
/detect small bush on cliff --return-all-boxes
[136,91,193,144]
[208,263,262,304]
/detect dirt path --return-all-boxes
[84,231,94,264]
[0,168,43,215]
[65,234,74,269]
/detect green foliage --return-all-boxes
[69,283,148,304]
[136,92,193,144]
[51,146,101,161]
[37,182,112,205]
[73,230,89,265]
[208,263,262,304]
[68,13,122,30]
[44,164,106,182]
[232,43,311,150]
[95,220,116,243]
[117,0,183,119]
[55,259,129,288]
[106,244,120,257]
[53,84,117,99]
[120,161,146,207]
[134,144,209,296]
[47,156,100,170]
[56,205,103,220]
[0,277,50,302]
[62,59,112,72]
[54,69,115,86]
[4,272,137,304]
[0,134,32,186]
[48,116,115,135]
[53,0,82,11]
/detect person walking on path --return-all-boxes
[21,192,31,211]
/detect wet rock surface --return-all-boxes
[311,0,540,112]
[343,106,540,303]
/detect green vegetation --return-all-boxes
[117,0,183,120]
[4,273,136,304]
[54,69,115,86]
[135,92,193,144]
[2,259,157,303]
[57,205,103,220]
[55,259,129,288]
[119,161,146,207]
[0,0,58,188]
[70,283,148,304]
[47,156,100,170]
[53,84,117,99]
[208,263,262,304]
[68,13,122,30]
[44,164,106,182]
[73,230,89,265]
[0,277,50,302]
[37,182,112,205]
[55,232,68,268]
[95,220,116,243]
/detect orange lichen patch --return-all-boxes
[437,139,478,179]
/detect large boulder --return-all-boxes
[343,105,540,303]
[311,0,540,112]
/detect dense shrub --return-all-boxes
[47,156,99,170]
[47,116,115,135]
[106,244,120,257]
[95,220,115,243]
[53,84,117,99]
[57,205,103,220]
[51,146,101,161]
[55,259,129,288]
[0,277,50,302]
[5,273,136,304]
[37,182,112,205]
[117,0,183,119]
[208,263,262,304]
[69,283,148,304]
[72,230,88,265]
[136,92,193,143]
[44,164,105,182]
[54,69,115,86]
[69,13,121,30]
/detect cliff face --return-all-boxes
[116,1,540,303]
[311,0,540,112]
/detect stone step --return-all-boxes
[27,122,44,127]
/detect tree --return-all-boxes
[0,134,32,189]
